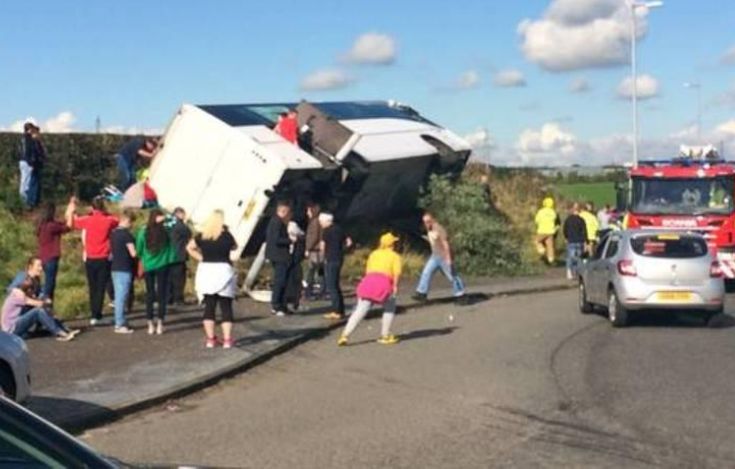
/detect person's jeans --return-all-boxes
[168,262,187,304]
[42,257,60,300]
[85,259,111,320]
[305,253,325,298]
[12,307,62,338]
[27,168,41,208]
[116,154,135,191]
[324,261,344,315]
[18,161,32,203]
[112,271,133,328]
[416,255,466,297]
[565,243,584,275]
[270,261,290,312]
[144,266,170,321]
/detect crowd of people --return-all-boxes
[3,120,471,348]
[534,197,617,280]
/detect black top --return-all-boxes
[111,228,136,272]
[118,137,144,167]
[195,230,237,264]
[323,224,347,262]
[265,216,291,263]
[563,214,588,244]
[170,220,192,263]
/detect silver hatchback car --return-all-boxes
[578,230,725,327]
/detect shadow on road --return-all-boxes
[399,326,458,342]
[600,311,735,329]
[418,292,491,308]
[27,396,115,432]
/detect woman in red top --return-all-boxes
[37,202,70,300]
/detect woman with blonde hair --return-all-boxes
[187,210,238,349]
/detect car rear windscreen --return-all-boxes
[630,234,708,258]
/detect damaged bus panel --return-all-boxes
[149,100,471,257]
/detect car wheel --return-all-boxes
[579,281,593,314]
[607,289,629,328]
[0,364,16,400]
[704,307,725,327]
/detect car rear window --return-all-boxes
[630,234,708,258]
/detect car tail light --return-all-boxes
[617,259,637,276]
[710,261,724,278]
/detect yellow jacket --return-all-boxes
[535,198,559,236]
[365,248,402,283]
[579,210,599,241]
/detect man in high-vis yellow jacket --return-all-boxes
[534,197,560,264]
[579,202,600,256]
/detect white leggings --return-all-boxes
[342,296,396,338]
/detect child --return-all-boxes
[110,211,137,333]
[338,233,402,346]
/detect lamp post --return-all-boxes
[629,0,663,168]
[683,81,702,142]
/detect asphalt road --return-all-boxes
[81,289,735,469]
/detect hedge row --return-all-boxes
[0,132,136,209]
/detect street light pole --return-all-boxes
[629,1,663,168]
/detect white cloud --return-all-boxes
[300,68,354,91]
[343,32,397,65]
[616,74,660,100]
[516,123,578,164]
[722,45,735,65]
[457,70,480,89]
[463,128,494,149]
[518,0,649,72]
[1,111,77,133]
[569,77,590,93]
[715,119,735,136]
[101,125,162,136]
[493,69,526,87]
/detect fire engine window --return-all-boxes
[631,176,734,215]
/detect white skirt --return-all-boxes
[195,262,236,301]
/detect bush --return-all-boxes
[419,174,533,276]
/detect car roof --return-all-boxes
[613,229,706,240]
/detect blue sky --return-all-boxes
[1,0,734,165]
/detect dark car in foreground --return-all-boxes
[0,396,211,468]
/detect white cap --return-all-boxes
[318,213,334,224]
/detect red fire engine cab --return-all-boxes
[623,152,735,278]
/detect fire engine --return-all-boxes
[622,145,735,278]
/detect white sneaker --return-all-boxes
[566,270,574,280]
[114,326,134,334]
[156,320,164,335]
[89,318,99,326]
[147,321,155,335]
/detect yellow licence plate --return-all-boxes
[656,291,693,302]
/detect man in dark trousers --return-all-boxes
[304,202,325,300]
[115,136,157,191]
[266,201,293,316]
[563,202,588,281]
[320,212,352,320]
[169,207,192,306]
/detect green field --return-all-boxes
[556,182,617,208]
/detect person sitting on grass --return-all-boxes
[1,278,79,342]
[337,232,403,346]
[6,257,76,335]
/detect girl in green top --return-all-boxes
[136,209,176,335]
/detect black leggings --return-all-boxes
[203,294,233,322]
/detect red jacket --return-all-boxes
[73,210,119,260]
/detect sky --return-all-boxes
[1,0,734,166]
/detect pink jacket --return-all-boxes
[356,273,394,304]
